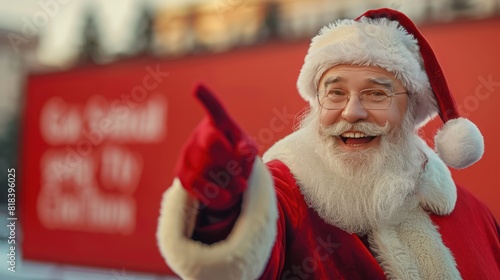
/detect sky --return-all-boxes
[0,0,208,67]
[1,0,145,66]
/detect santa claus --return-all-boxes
[156,8,500,280]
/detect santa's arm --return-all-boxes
[156,157,279,279]
[156,85,283,279]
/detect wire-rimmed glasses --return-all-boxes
[317,88,408,110]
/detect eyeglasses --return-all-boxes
[317,88,408,110]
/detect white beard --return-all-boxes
[299,115,425,235]
[263,108,461,279]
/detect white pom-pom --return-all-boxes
[434,118,484,169]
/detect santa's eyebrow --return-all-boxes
[323,76,344,89]
[367,77,394,91]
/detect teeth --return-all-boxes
[341,132,370,138]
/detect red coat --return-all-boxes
[157,157,500,279]
[257,160,500,279]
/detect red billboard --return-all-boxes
[20,64,177,273]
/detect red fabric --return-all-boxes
[175,84,258,212]
[357,8,460,122]
[432,185,500,280]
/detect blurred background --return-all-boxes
[0,0,499,279]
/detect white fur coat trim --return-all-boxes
[368,139,460,279]
[369,205,461,279]
[156,157,278,280]
[416,137,457,215]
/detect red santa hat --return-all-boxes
[297,8,484,169]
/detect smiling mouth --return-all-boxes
[339,132,377,145]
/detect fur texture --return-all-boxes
[156,157,278,280]
[369,205,462,279]
[417,137,457,215]
[434,117,485,169]
[297,17,438,128]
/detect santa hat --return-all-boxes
[297,8,484,169]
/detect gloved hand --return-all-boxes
[175,84,258,212]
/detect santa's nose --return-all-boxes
[341,95,369,123]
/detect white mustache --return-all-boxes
[321,121,390,137]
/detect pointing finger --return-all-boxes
[194,83,239,144]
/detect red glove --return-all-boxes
[175,84,258,212]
